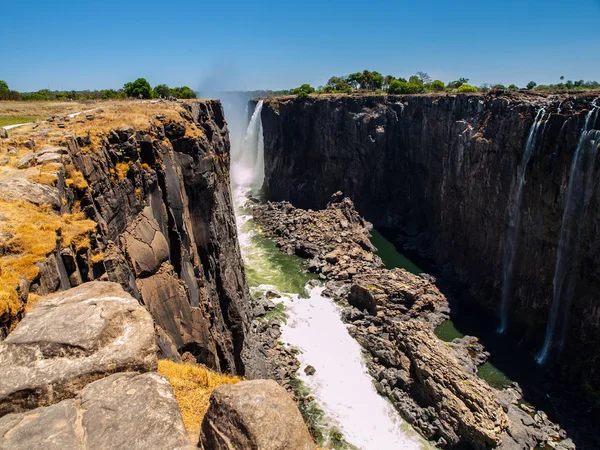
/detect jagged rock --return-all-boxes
[348,283,378,315]
[16,146,67,169]
[0,177,61,208]
[0,282,157,416]
[396,321,508,448]
[304,365,316,376]
[199,379,315,450]
[0,372,193,450]
[0,127,7,139]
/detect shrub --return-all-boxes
[124,78,153,99]
[526,81,537,90]
[293,84,315,98]
[508,84,519,90]
[388,80,424,94]
[430,80,445,92]
[457,84,479,93]
[154,84,170,98]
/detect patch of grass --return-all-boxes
[65,166,88,189]
[0,199,97,322]
[90,251,105,264]
[116,161,132,180]
[0,116,39,127]
[28,173,58,186]
[157,359,241,440]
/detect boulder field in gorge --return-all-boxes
[259,92,600,398]
[252,194,575,449]
[0,100,266,377]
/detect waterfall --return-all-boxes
[498,109,546,334]
[231,100,265,196]
[536,104,600,364]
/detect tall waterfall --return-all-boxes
[536,104,600,364]
[231,100,265,195]
[498,109,546,333]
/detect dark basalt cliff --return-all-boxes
[259,93,600,394]
[0,100,261,376]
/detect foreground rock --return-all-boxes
[0,282,156,416]
[199,379,315,450]
[253,194,574,449]
[0,372,192,450]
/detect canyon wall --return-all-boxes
[0,100,261,376]
[259,92,600,392]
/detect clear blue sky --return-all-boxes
[2,0,599,92]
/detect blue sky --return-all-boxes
[2,0,599,92]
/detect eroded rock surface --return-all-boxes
[253,194,573,449]
[0,372,192,450]
[199,379,315,450]
[0,281,156,416]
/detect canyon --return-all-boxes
[259,93,600,397]
[0,91,599,449]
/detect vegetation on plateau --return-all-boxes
[283,71,600,98]
[0,78,197,102]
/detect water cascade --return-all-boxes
[498,109,546,333]
[536,104,600,364]
[228,101,429,449]
[231,100,265,194]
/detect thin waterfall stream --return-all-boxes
[537,103,600,364]
[498,108,546,334]
[228,101,431,449]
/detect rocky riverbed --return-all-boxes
[252,192,576,450]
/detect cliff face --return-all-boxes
[260,93,600,388]
[0,100,257,376]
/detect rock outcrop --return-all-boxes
[0,100,262,376]
[253,195,574,449]
[0,282,193,449]
[199,379,315,450]
[259,92,600,403]
[0,282,156,416]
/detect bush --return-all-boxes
[124,78,153,99]
[388,80,424,94]
[430,80,445,92]
[457,84,479,93]
[293,84,315,98]
[508,84,519,90]
[526,81,537,90]
[154,84,170,98]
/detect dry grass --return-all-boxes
[0,101,98,122]
[90,251,105,264]
[27,173,58,186]
[157,359,241,440]
[65,165,88,189]
[0,199,97,320]
[116,161,132,180]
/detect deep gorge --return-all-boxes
[258,92,600,431]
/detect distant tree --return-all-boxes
[346,70,383,91]
[493,84,506,90]
[526,81,537,90]
[388,80,424,94]
[560,76,565,82]
[324,76,352,94]
[457,84,479,93]
[565,80,574,89]
[154,84,170,98]
[101,89,125,99]
[169,86,197,99]
[124,78,153,98]
[293,84,315,98]
[382,75,395,90]
[430,80,445,92]
[408,75,423,86]
[508,84,519,90]
[416,71,431,84]
[447,78,469,89]
[0,80,10,100]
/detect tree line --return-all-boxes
[0,78,197,101]
[288,70,600,98]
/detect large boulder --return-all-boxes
[0,281,157,416]
[0,372,193,450]
[199,379,315,450]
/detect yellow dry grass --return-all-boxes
[0,100,97,121]
[116,161,132,180]
[0,199,97,320]
[157,359,241,439]
[64,165,88,189]
[27,173,58,186]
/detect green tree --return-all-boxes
[388,80,424,94]
[526,81,537,90]
[124,78,153,98]
[457,84,479,93]
[416,71,431,84]
[447,78,469,90]
[430,80,445,92]
[508,84,519,90]
[408,75,423,86]
[0,80,9,100]
[324,76,352,94]
[293,84,315,98]
[154,84,170,98]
